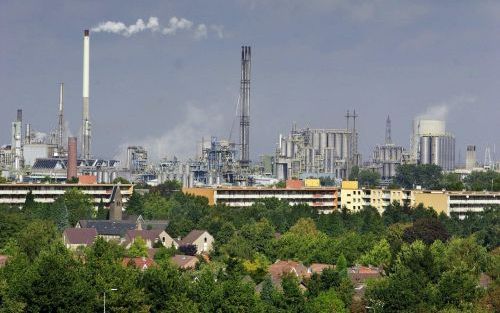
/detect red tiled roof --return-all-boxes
[63,228,97,245]
[122,257,155,270]
[268,260,309,280]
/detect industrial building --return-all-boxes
[183,179,339,213]
[411,118,456,170]
[419,134,455,171]
[275,126,355,181]
[126,146,148,173]
[371,116,408,182]
[465,145,477,170]
[0,183,133,208]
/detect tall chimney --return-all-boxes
[58,83,64,152]
[239,46,251,168]
[82,29,92,159]
[25,123,31,144]
[67,137,78,181]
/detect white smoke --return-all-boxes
[194,24,208,40]
[162,17,193,35]
[210,25,225,39]
[418,95,476,120]
[114,104,224,163]
[91,16,223,39]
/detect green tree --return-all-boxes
[143,192,171,219]
[305,289,347,313]
[112,177,130,184]
[60,188,94,226]
[441,173,464,191]
[16,220,60,261]
[403,218,450,245]
[464,170,500,191]
[126,190,145,216]
[395,164,443,189]
[1,243,93,312]
[358,239,392,267]
[280,273,305,313]
[358,169,381,187]
[127,237,148,258]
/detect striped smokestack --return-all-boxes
[82,29,91,159]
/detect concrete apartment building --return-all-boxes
[340,181,414,213]
[0,183,133,207]
[414,190,500,218]
[183,179,339,213]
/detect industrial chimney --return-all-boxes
[58,83,64,153]
[239,46,251,168]
[67,137,78,181]
[82,29,92,159]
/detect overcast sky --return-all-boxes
[1,0,499,164]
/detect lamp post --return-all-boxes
[103,288,118,313]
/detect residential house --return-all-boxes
[76,215,169,242]
[171,255,199,269]
[62,228,97,250]
[122,257,155,271]
[348,265,383,295]
[177,230,214,255]
[124,229,178,249]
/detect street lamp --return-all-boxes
[103,288,118,313]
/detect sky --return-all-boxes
[1,0,499,164]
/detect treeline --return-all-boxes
[0,183,498,312]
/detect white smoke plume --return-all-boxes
[194,24,208,40]
[91,16,223,39]
[418,95,476,120]
[114,104,224,163]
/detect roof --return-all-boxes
[178,230,209,246]
[126,229,163,243]
[309,263,335,274]
[79,220,136,237]
[63,228,97,245]
[268,260,309,280]
[122,257,155,270]
[479,273,493,289]
[171,255,199,269]
[348,266,382,285]
[0,255,8,267]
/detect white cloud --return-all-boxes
[162,17,194,35]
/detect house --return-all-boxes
[124,229,178,249]
[177,230,214,254]
[308,263,335,275]
[171,254,199,269]
[122,257,155,271]
[62,228,97,250]
[76,220,137,241]
[348,265,383,295]
[256,260,310,292]
[0,255,8,268]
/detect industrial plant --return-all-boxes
[0,28,498,187]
